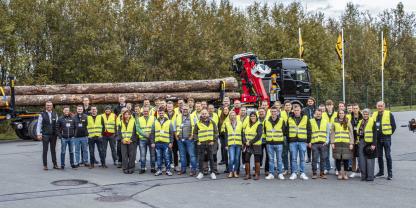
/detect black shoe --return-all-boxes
[347,167,352,171]
[75,164,80,168]
[113,162,117,166]
[366,179,374,181]
[151,169,156,173]
[224,170,229,173]
[117,164,122,168]
[61,166,65,170]
[123,170,128,174]
[375,172,384,178]
[53,164,59,169]
[387,175,393,180]
[71,165,77,169]
[139,169,146,174]
[306,159,311,163]
[102,164,108,168]
[218,161,225,165]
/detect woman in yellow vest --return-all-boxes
[242,112,263,180]
[224,111,243,178]
[117,110,137,174]
[115,107,128,168]
[357,109,377,181]
[330,110,354,180]
[218,106,230,171]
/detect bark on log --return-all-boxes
[0,92,240,107]
[4,77,238,95]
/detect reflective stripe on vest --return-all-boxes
[196,121,214,142]
[372,111,392,135]
[264,119,284,142]
[333,122,350,143]
[225,120,243,146]
[121,119,135,142]
[138,116,155,139]
[288,116,308,139]
[310,118,328,143]
[102,113,116,133]
[87,115,103,137]
[357,118,374,143]
[244,122,262,145]
[155,119,171,143]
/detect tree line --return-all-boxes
[0,0,415,105]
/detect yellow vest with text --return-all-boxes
[225,120,243,146]
[310,118,328,143]
[87,115,103,137]
[288,116,308,140]
[371,110,393,135]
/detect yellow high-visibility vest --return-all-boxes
[138,116,155,140]
[264,118,284,142]
[120,119,135,143]
[244,121,262,145]
[225,120,243,146]
[371,110,393,135]
[310,118,328,143]
[87,115,103,137]
[357,118,375,143]
[196,121,215,142]
[333,122,350,143]
[102,113,116,134]
[288,116,308,140]
[155,119,171,143]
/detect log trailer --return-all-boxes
[231,52,311,107]
[0,76,39,140]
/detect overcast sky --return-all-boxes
[226,0,416,19]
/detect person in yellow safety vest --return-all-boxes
[357,108,377,181]
[115,107,128,168]
[264,106,287,180]
[308,109,331,179]
[242,112,263,180]
[136,106,156,174]
[194,109,219,180]
[224,111,243,178]
[258,107,270,176]
[133,104,141,119]
[190,102,203,128]
[330,110,354,180]
[302,97,316,165]
[175,104,197,176]
[349,103,363,178]
[174,99,185,115]
[287,105,310,180]
[237,106,249,129]
[322,99,337,174]
[166,101,179,172]
[281,100,292,175]
[151,107,174,176]
[372,101,396,180]
[218,106,230,171]
[217,96,231,116]
[117,110,137,174]
[187,98,195,113]
[87,106,105,169]
[207,104,220,174]
[101,105,117,166]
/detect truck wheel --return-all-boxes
[27,120,38,140]
[14,128,31,140]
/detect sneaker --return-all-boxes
[324,170,329,175]
[282,170,288,175]
[265,174,275,180]
[289,173,297,180]
[196,172,204,180]
[155,170,162,176]
[335,170,339,176]
[151,169,156,173]
[300,173,309,180]
[387,175,393,180]
[375,172,384,178]
[210,173,217,180]
[166,170,173,176]
[349,172,357,178]
[278,174,285,180]
[312,173,318,179]
[139,169,145,174]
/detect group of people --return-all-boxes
[37,95,396,181]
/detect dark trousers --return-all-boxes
[335,159,349,171]
[121,142,137,172]
[307,145,312,161]
[42,135,57,166]
[311,143,328,173]
[377,140,392,176]
[88,137,105,165]
[219,134,228,164]
[283,140,290,171]
[198,143,215,173]
[260,144,269,172]
[102,135,117,163]
[359,140,375,180]
[117,140,122,163]
[172,139,179,167]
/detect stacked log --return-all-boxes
[0,77,240,106]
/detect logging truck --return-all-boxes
[0,53,311,140]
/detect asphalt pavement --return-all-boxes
[0,111,415,208]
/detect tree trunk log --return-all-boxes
[4,77,238,95]
[0,92,240,106]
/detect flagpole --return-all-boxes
[299,28,301,59]
[381,31,384,101]
[342,28,345,103]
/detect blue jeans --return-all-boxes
[139,140,155,169]
[155,143,171,171]
[289,142,307,174]
[228,145,241,172]
[61,137,75,167]
[177,139,197,172]
[267,144,283,175]
[325,144,331,171]
[74,137,89,165]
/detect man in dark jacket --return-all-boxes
[56,106,76,169]
[302,97,316,164]
[36,101,59,170]
[73,105,89,167]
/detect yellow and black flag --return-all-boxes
[335,32,343,63]
[299,28,304,59]
[382,36,388,66]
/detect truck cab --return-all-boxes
[260,58,311,106]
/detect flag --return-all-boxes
[299,28,304,59]
[335,32,343,63]
[383,36,388,65]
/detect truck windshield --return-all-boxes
[296,68,309,82]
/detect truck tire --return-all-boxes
[14,127,31,140]
[27,119,38,140]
